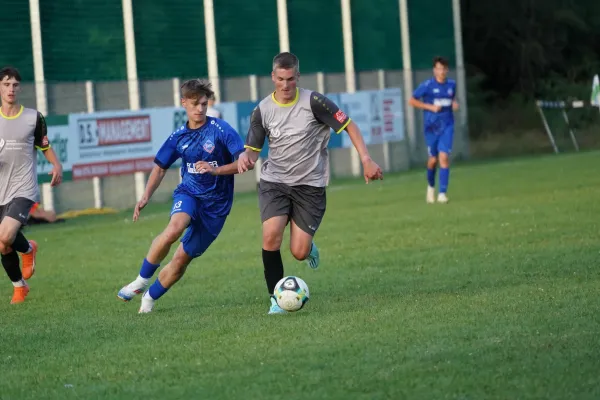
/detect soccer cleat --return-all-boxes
[21,240,38,280]
[306,241,320,270]
[268,296,287,315]
[138,292,155,313]
[426,186,435,204]
[117,280,148,302]
[437,193,449,203]
[10,284,30,304]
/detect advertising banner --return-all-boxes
[43,88,403,181]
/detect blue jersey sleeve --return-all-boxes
[221,122,245,160]
[154,133,180,169]
[412,81,429,100]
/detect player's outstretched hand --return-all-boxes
[362,158,383,184]
[49,165,63,186]
[237,152,255,174]
[194,161,214,175]
[133,196,149,222]
[430,105,442,113]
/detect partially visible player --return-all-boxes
[0,66,63,304]
[409,56,459,204]
[27,203,64,225]
[232,52,383,314]
[117,79,245,313]
[206,96,222,119]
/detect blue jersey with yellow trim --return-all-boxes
[413,78,456,133]
[154,117,244,216]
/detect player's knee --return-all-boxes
[161,229,180,245]
[290,242,310,261]
[162,223,187,244]
[438,153,450,167]
[0,231,15,250]
[0,242,9,255]
[263,230,283,251]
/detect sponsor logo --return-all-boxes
[186,161,218,174]
[433,99,453,107]
[78,115,151,148]
[334,109,347,124]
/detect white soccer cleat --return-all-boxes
[117,280,148,302]
[138,292,155,313]
[437,193,449,203]
[426,186,436,204]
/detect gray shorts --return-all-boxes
[258,180,326,236]
[0,197,35,226]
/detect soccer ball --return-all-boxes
[273,276,310,312]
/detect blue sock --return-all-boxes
[439,168,450,193]
[427,168,436,187]
[139,258,160,279]
[148,278,169,300]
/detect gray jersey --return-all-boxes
[245,88,351,187]
[0,106,50,205]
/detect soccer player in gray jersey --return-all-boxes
[236,52,383,314]
[0,66,63,304]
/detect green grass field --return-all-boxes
[1,151,599,399]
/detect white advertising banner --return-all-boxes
[66,103,240,181]
[328,87,405,147]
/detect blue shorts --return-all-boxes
[425,124,454,157]
[170,193,227,258]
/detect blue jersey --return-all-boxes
[412,77,456,133]
[154,117,245,217]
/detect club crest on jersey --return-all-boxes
[448,89,453,95]
[334,110,347,124]
[203,139,215,153]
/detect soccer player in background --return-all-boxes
[206,96,222,119]
[232,52,383,314]
[409,56,459,204]
[117,79,245,313]
[0,66,63,304]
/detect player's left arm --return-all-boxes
[195,123,246,176]
[34,112,63,186]
[310,92,383,183]
[451,81,459,111]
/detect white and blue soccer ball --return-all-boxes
[273,276,310,312]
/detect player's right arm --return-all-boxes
[409,81,440,112]
[133,134,181,221]
[238,106,266,174]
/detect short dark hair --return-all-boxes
[272,52,299,72]
[180,79,214,100]
[0,66,22,82]
[433,56,449,68]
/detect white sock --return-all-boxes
[133,276,149,289]
[142,291,154,300]
[12,279,26,287]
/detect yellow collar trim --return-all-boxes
[0,105,24,120]
[271,88,299,107]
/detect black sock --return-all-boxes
[262,249,284,295]
[11,232,30,254]
[1,251,22,282]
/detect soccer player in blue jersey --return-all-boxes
[117,79,245,313]
[409,56,459,204]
